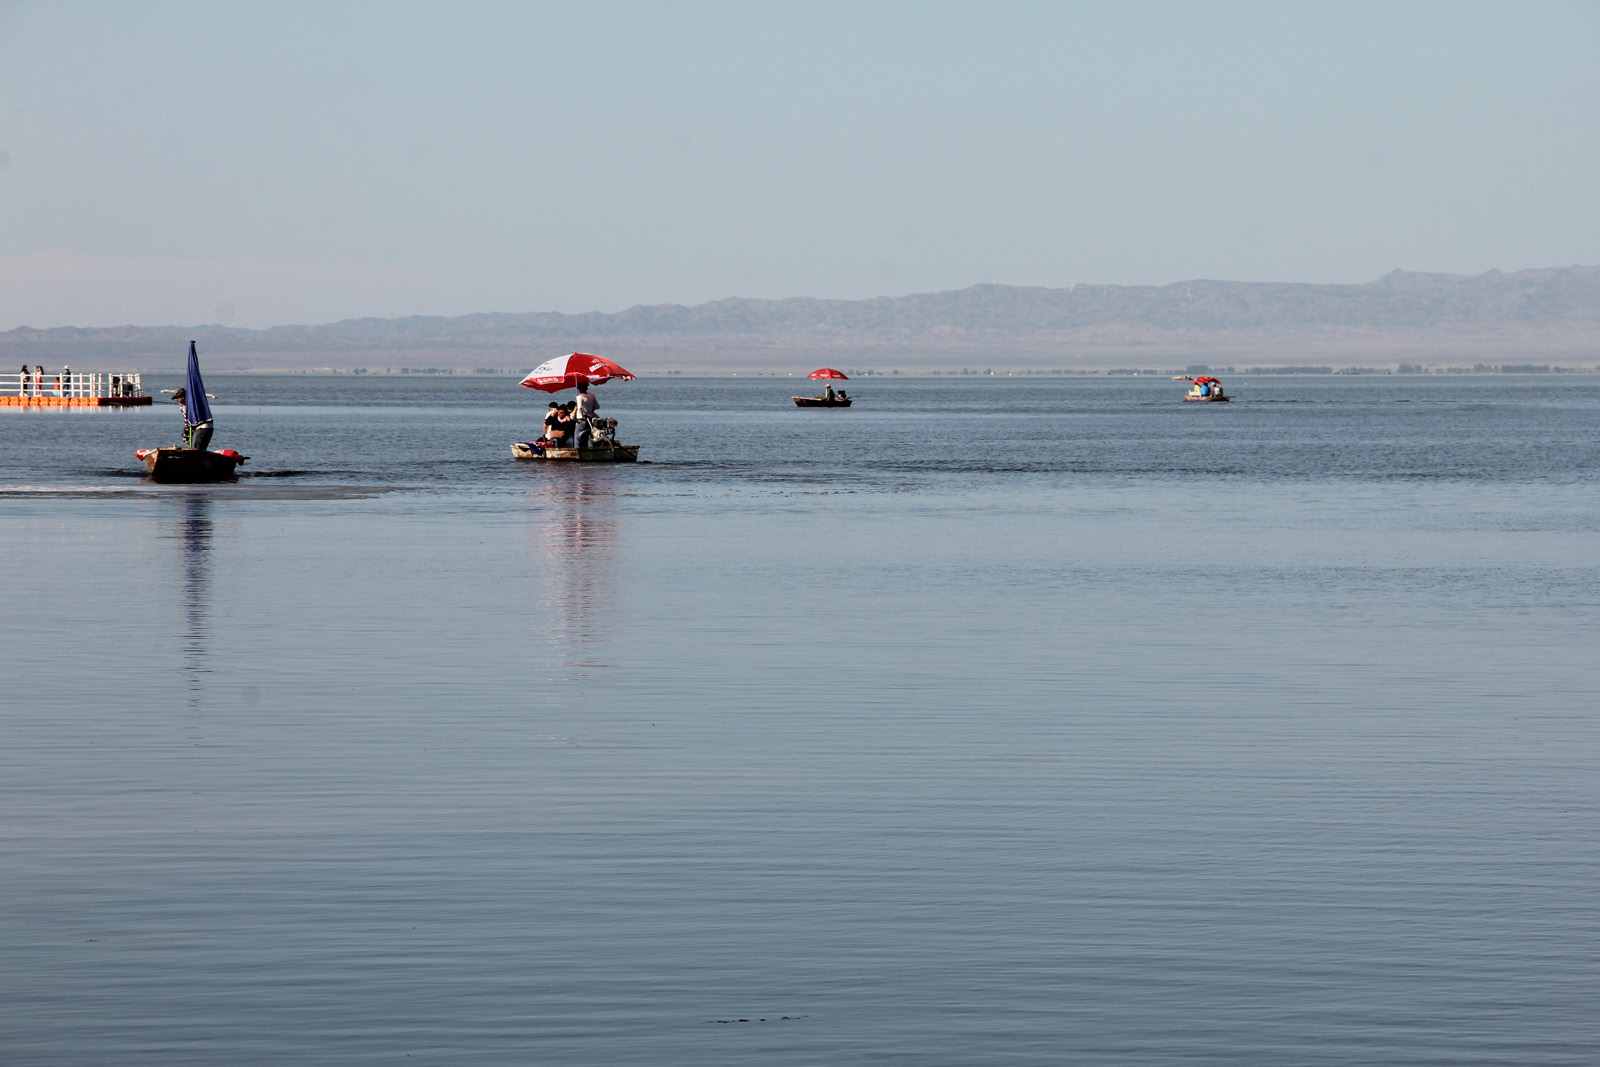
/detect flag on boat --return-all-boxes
[807,367,849,380]
[185,341,213,425]
[520,353,637,392]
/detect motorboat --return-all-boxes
[792,394,852,408]
[136,447,248,482]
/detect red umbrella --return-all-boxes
[807,367,849,380]
[520,352,637,392]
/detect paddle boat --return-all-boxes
[1177,375,1230,402]
[135,341,249,482]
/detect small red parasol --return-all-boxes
[808,368,849,380]
[520,352,637,393]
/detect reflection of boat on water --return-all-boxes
[527,470,619,659]
[137,446,248,482]
[135,341,249,481]
[512,440,639,462]
[792,395,852,408]
[1176,375,1231,402]
[178,494,213,714]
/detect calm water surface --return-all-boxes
[3,375,1598,1064]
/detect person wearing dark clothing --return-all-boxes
[548,402,576,446]
[542,401,564,443]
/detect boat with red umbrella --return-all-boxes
[512,352,641,462]
[1175,375,1231,402]
[793,367,853,408]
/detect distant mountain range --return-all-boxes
[4,265,1598,371]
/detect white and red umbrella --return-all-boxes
[807,367,849,380]
[520,352,637,393]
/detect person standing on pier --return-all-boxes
[61,364,71,397]
[17,363,27,396]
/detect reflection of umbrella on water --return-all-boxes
[520,353,636,393]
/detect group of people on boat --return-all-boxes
[821,383,849,403]
[535,380,609,449]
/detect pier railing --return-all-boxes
[4,371,145,399]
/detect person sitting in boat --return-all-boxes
[836,389,848,402]
[549,402,577,446]
[541,401,564,444]
[823,382,836,402]
[573,381,598,448]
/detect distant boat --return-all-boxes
[1175,375,1230,402]
[795,367,853,407]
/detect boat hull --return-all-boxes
[137,447,247,483]
[1183,395,1231,402]
[792,396,852,408]
[512,441,640,463]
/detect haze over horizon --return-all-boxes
[2,1,1596,331]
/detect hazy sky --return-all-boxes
[2,1,1596,328]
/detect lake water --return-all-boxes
[3,374,1598,1064]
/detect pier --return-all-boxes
[2,369,151,408]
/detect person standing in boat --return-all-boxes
[170,387,214,450]
[572,380,598,448]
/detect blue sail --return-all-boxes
[184,341,213,426]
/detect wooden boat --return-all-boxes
[792,395,852,408]
[512,441,640,463]
[1183,392,1230,402]
[136,447,248,483]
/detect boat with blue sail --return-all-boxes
[135,341,248,482]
